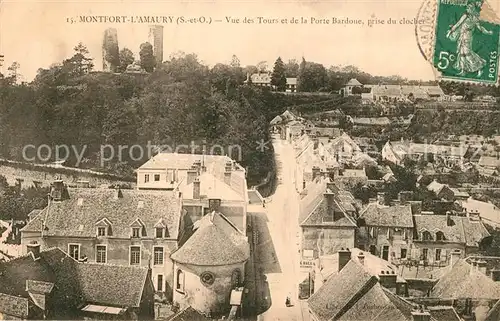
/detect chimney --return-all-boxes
[208,199,221,212]
[476,260,487,275]
[450,250,461,268]
[446,212,453,227]
[27,242,41,261]
[377,192,385,206]
[50,180,68,201]
[378,270,397,289]
[114,187,123,199]
[490,269,500,281]
[411,306,431,321]
[357,252,365,265]
[193,178,201,199]
[470,259,477,275]
[224,162,232,186]
[187,169,198,185]
[312,166,321,180]
[338,248,351,272]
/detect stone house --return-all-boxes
[20,181,184,301]
[412,212,491,265]
[356,193,414,263]
[0,244,154,320]
[299,182,357,261]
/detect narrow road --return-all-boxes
[256,134,307,321]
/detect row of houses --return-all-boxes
[1,152,259,320]
[341,78,446,102]
[298,177,491,266]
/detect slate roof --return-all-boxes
[170,212,249,266]
[359,203,413,228]
[179,172,244,201]
[432,259,500,299]
[300,191,357,227]
[413,215,490,247]
[22,188,183,239]
[0,248,149,318]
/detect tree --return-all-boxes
[118,48,135,72]
[297,57,307,92]
[270,57,287,91]
[7,62,21,83]
[256,61,268,73]
[284,59,299,78]
[63,43,94,76]
[139,42,156,72]
[230,55,240,68]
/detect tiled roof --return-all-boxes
[428,306,461,321]
[461,198,500,226]
[359,203,413,228]
[432,259,500,299]
[22,188,183,239]
[0,293,29,318]
[413,214,490,246]
[299,177,328,223]
[0,248,149,318]
[427,180,445,194]
[346,78,363,86]
[479,156,500,168]
[179,172,244,201]
[168,306,217,320]
[76,263,148,307]
[170,212,249,266]
[309,259,413,321]
[300,193,357,227]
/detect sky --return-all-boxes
[1,0,499,82]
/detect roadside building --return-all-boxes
[0,244,154,320]
[356,192,414,263]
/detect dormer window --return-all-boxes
[436,231,446,241]
[421,231,433,241]
[130,218,146,238]
[95,218,112,237]
[154,219,166,238]
[156,228,163,238]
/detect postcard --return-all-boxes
[0,1,500,320]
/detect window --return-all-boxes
[97,227,106,237]
[144,174,149,183]
[96,245,107,263]
[132,227,140,238]
[68,244,80,260]
[130,246,141,265]
[176,269,185,293]
[436,231,445,241]
[157,274,164,292]
[400,248,407,259]
[422,248,429,261]
[156,228,163,238]
[154,174,160,182]
[435,249,442,262]
[153,247,164,266]
[422,231,433,241]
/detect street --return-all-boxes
[250,134,309,321]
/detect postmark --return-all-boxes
[416,0,500,85]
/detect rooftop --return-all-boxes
[359,203,413,228]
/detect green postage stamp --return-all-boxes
[418,0,500,85]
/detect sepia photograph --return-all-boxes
[0,0,500,320]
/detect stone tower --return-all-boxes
[148,25,164,66]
